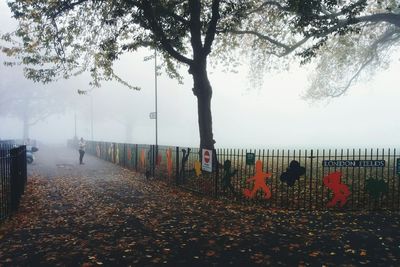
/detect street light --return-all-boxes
[154,49,158,150]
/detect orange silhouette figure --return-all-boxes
[243,160,272,199]
[323,171,351,208]
[127,147,132,162]
[166,148,173,177]
[140,149,145,168]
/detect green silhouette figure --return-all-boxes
[222,160,237,194]
[366,178,388,200]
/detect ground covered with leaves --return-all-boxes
[1,147,400,266]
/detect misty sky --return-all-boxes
[1,2,399,149]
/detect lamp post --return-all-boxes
[154,49,158,150]
[90,94,94,141]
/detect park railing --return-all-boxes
[0,144,27,222]
[82,140,400,211]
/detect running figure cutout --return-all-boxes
[140,149,145,169]
[166,148,173,177]
[243,160,272,199]
[323,171,351,208]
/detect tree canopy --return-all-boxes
[2,0,399,149]
[221,0,400,99]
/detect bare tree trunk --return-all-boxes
[191,60,215,151]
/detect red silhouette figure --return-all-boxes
[323,171,351,208]
[243,160,272,199]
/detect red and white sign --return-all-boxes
[202,149,213,172]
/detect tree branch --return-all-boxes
[223,29,310,57]
[356,13,400,27]
[203,0,220,56]
[189,0,203,58]
[47,0,90,18]
[141,1,192,65]
[330,28,399,98]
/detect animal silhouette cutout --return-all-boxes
[323,172,351,208]
[366,178,388,200]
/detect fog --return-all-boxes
[1,2,400,149]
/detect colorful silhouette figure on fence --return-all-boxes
[166,148,173,177]
[366,178,388,200]
[194,160,202,177]
[222,160,237,195]
[108,144,114,163]
[243,160,272,199]
[179,148,191,181]
[127,146,132,162]
[280,160,306,187]
[115,145,120,164]
[323,172,351,208]
[96,144,100,157]
[140,149,145,169]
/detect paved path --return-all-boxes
[0,145,400,266]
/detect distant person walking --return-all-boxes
[78,137,86,165]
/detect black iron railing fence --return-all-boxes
[0,144,27,222]
[79,140,400,211]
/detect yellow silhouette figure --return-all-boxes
[108,144,114,162]
[115,146,120,164]
[243,160,272,199]
[194,160,201,177]
[166,148,173,177]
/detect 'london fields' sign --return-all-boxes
[323,160,385,168]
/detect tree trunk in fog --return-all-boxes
[190,59,215,151]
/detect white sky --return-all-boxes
[1,2,399,149]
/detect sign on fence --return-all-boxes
[246,153,255,165]
[202,149,213,172]
[397,158,400,175]
[323,160,385,168]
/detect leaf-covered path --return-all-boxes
[1,145,399,266]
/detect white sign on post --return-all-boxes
[202,149,213,172]
[149,112,157,119]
